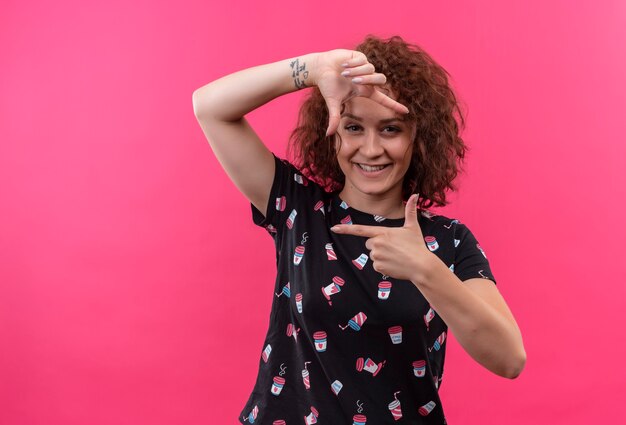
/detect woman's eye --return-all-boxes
[343,125,401,133]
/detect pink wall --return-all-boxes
[2,1,625,424]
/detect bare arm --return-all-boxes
[192,53,320,215]
[330,198,526,379]
[416,261,526,379]
[192,50,410,216]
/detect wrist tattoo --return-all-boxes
[290,58,309,89]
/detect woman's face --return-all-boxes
[334,95,415,204]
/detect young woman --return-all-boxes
[193,35,525,425]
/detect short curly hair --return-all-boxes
[286,34,469,209]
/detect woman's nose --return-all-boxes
[361,131,384,157]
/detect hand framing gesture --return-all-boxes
[330,194,435,282]
[312,49,410,136]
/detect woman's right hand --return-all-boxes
[311,49,410,136]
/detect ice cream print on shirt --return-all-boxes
[294,173,308,186]
[443,218,459,229]
[286,208,297,229]
[352,253,369,269]
[339,312,367,331]
[314,200,325,215]
[242,404,258,423]
[274,281,290,298]
[240,154,497,424]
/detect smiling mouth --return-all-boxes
[355,163,390,172]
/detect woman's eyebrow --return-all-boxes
[340,113,406,123]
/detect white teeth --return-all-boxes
[358,163,387,172]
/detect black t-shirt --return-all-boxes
[238,153,496,425]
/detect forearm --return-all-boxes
[192,52,320,121]
[412,255,525,378]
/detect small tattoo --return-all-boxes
[290,58,309,89]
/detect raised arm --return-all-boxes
[192,49,409,216]
[192,54,318,216]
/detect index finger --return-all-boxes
[331,224,385,237]
[369,89,410,114]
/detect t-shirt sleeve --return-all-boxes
[452,222,497,285]
[250,152,313,238]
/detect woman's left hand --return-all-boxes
[330,194,436,282]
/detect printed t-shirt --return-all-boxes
[238,153,497,425]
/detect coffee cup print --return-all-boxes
[352,253,368,270]
[331,379,343,395]
[373,215,385,222]
[339,312,367,331]
[418,401,436,416]
[302,370,310,390]
[340,200,349,209]
[356,356,386,377]
[313,331,327,352]
[341,215,353,225]
[243,405,258,423]
[295,293,303,313]
[388,326,403,344]
[286,323,300,343]
[273,421,286,425]
[421,209,435,220]
[303,406,319,425]
[262,343,272,363]
[275,196,286,211]
[294,174,308,186]
[270,376,285,396]
[301,361,311,390]
[424,307,435,330]
[388,391,402,421]
[286,209,297,229]
[293,245,305,265]
[352,415,367,425]
[378,281,392,300]
[325,242,337,260]
[275,282,291,298]
[425,236,439,252]
[352,414,367,425]
[412,360,426,377]
[322,276,345,305]
[314,200,325,215]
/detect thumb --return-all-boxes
[404,193,419,228]
[325,99,342,137]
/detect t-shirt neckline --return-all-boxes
[330,192,409,227]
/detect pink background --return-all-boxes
[1,1,625,424]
